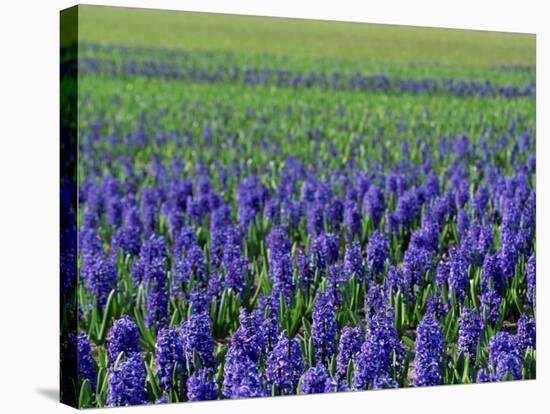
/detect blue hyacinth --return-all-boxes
[386,265,406,294]
[145,259,169,328]
[481,253,503,294]
[222,226,248,293]
[76,333,97,392]
[111,225,141,257]
[172,226,197,261]
[396,189,420,229]
[131,234,167,286]
[83,253,118,309]
[180,311,215,371]
[516,315,536,352]
[237,175,267,228]
[299,365,333,395]
[354,306,403,390]
[265,332,303,395]
[476,370,499,383]
[155,326,186,391]
[311,291,337,365]
[336,326,362,379]
[295,254,314,290]
[230,310,266,362]
[410,222,439,253]
[457,308,483,356]
[183,243,207,284]
[107,315,140,363]
[481,288,502,325]
[366,231,389,275]
[306,204,325,236]
[456,208,470,240]
[187,369,218,401]
[310,232,340,273]
[413,312,444,387]
[448,246,469,303]
[403,244,433,297]
[223,351,265,399]
[363,185,385,225]
[344,241,364,282]
[106,355,148,406]
[270,252,296,303]
[435,259,449,288]
[526,255,535,306]
[373,374,399,389]
[344,197,361,240]
[488,332,522,380]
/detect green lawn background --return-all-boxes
[76,5,535,66]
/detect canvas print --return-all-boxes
[60,5,536,409]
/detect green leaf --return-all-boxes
[133,308,156,351]
[78,379,92,408]
[98,289,117,343]
[144,358,162,401]
[401,335,415,350]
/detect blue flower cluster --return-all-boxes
[413,312,444,387]
[457,308,483,357]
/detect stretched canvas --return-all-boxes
[60,5,536,409]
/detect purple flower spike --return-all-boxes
[299,365,333,395]
[366,231,389,275]
[488,332,522,380]
[266,332,303,394]
[187,369,218,401]
[413,312,444,387]
[107,315,140,363]
[517,315,536,352]
[457,308,483,356]
[180,311,215,371]
[312,291,337,365]
[107,355,148,406]
[155,326,186,391]
[354,306,403,390]
[526,255,536,305]
[75,333,97,392]
[336,326,362,379]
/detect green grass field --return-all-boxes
[76,5,535,66]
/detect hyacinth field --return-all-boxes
[60,7,536,409]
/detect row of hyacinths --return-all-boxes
[78,43,536,99]
[63,46,536,408]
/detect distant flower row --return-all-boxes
[78,56,535,98]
